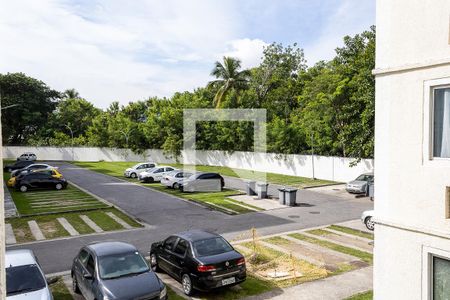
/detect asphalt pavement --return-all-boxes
[6,162,373,274]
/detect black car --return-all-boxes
[72,242,167,300]
[4,160,33,172]
[179,172,225,192]
[150,230,246,295]
[14,170,68,192]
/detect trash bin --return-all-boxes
[246,181,256,196]
[256,182,269,199]
[278,188,286,205]
[368,183,374,200]
[285,188,298,206]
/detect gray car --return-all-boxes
[71,241,167,300]
[346,173,374,194]
[160,170,193,189]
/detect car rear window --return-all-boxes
[98,252,149,279]
[193,237,233,257]
[6,264,46,296]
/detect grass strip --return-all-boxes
[288,233,373,264]
[344,290,373,300]
[328,225,374,240]
[50,277,73,300]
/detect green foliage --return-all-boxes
[1,26,376,160]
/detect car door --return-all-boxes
[152,167,165,181]
[170,238,189,279]
[27,173,42,188]
[79,253,96,300]
[73,249,90,298]
[158,236,178,275]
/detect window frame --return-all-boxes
[423,246,450,299]
[423,78,450,164]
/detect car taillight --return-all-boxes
[197,265,216,272]
[236,258,245,266]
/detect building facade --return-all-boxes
[374,0,450,299]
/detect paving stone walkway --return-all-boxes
[4,183,18,217]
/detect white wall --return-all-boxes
[374,0,450,299]
[2,146,373,183]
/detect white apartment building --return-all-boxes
[374,0,450,299]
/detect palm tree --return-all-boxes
[208,56,251,108]
[63,88,80,99]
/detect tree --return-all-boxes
[208,57,251,108]
[0,73,60,144]
[63,88,80,99]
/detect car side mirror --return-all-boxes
[83,273,93,280]
[46,276,58,285]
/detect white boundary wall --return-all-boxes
[3,146,373,182]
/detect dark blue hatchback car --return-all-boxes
[72,241,167,300]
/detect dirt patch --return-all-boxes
[12,227,33,243]
[38,220,67,239]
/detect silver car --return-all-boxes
[346,173,374,194]
[71,241,167,300]
[17,152,37,161]
[6,249,53,299]
[11,163,55,177]
[161,170,193,189]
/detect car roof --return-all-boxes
[175,230,220,242]
[6,249,36,267]
[87,241,138,257]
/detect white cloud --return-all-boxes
[0,0,240,108]
[221,38,268,69]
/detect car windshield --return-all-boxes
[132,164,142,169]
[98,252,150,279]
[193,237,234,257]
[6,264,46,296]
[355,174,373,181]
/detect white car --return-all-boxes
[17,152,37,161]
[139,166,176,183]
[6,249,54,299]
[361,210,375,231]
[161,170,193,189]
[124,162,156,178]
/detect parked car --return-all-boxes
[6,249,54,299]
[71,241,167,300]
[139,166,176,183]
[124,162,156,178]
[161,170,193,189]
[150,230,246,296]
[179,172,225,192]
[17,152,37,161]
[361,210,375,230]
[4,160,34,173]
[11,163,55,177]
[346,173,374,194]
[8,168,63,188]
[14,170,68,192]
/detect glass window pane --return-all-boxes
[434,88,450,158]
[433,256,450,300]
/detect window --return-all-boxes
[86,255,95,275]
[78,250,89,265]
[193,237,233,257]
[6,264,46,296]
[164,236,178,251]
[433,87,450,158]
[173,239,188,256]
[432,256,450,299]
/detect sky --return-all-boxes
[0,0,375,108]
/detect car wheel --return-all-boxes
[365,216,375,231]
[181,274,194,296]
[173,182,179,189]
[147,177,154,183]
[72,274,80,294]
[19,185,28,193]
[55,183,63,190]
[150,253,160,272]
[130,173,137,178]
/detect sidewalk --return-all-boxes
[243,266,373,300]
[4,182,18,217]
